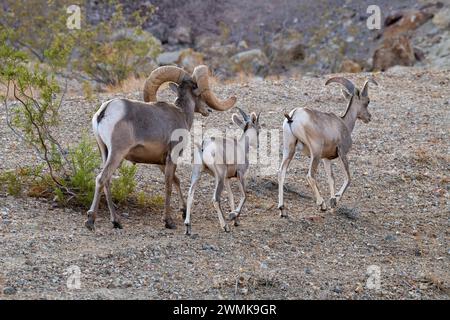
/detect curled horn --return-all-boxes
[236,107,250,122]
[325,77,356,95]
[192,65,237,111]
[143,66,190,102]
[361,78,378,97]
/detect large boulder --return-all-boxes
[230,49,269,75]
[427,31,450,69]
[269,31,305,69]
[177,49,204,73]
[148,23,170,44]
[156,48,204,73]
[373,35,416,71]
[383,9,433,38]
[168,26,192,45]
[156,50,182,65]
[195,34,221,51]
[340,59,363,73]
[432,7,450,29]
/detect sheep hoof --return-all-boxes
[319,202,327,211]
[164,218,177,229]
[85,211,96,231]
[228,211,238,221]
[223,224,230,233]
[330,198,337,208]
[85,219,95,231]
[112,221,123,229]
[279,206,288,218]
[184,221,192,235]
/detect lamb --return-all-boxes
[184,108,261,234]
[278,77,378,217]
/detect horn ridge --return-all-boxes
[143,66,190,102]
[325,77,356,95]
[192,65,236,111]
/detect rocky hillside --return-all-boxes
[87,0,450,78]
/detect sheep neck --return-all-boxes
[175,95,195,129]
[238,127,256,154]
[341,98,358,134]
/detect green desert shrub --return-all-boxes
[111,162,137,204]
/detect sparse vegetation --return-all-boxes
[0,26,139,207]
[66,134,101,206]
[0,0,160,86]
[111,162,137,204]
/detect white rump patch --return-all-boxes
[93,99,126,150]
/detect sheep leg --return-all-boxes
[104,179,122,229]
[229,174,246,226]
[306,156,327,211]
[334,151,351,205]
[163,159,177,229]
[173,174,187,219]
[224,179,235,212]
[323,159,336,209]
[159,165,186,219]
[86,152,123,230]
[277,132,297,217]
[184,164,202,235]
[212,176,229,232]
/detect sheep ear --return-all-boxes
[169,83,179,94]
[250,112,257,123]
[361,78,378,97]
[341,89,352,100]
[232,113,245,129]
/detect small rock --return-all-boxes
[3,286,17,295]
[418,283,428,290]
[332,286,342,294]
[202,244,218,252]
[280,281,289,291]
[385,234,397,241]
[355,283,363,293]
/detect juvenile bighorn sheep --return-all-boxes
[184,108,261,235]
[86,65,236,230]
[278,77,378,216]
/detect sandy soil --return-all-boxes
[0,68,449,299]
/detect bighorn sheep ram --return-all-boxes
[184,108,261,235]
[278,77,378,216]
[86,65,236,230]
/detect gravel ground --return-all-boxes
[0,67,449,299]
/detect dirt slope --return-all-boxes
[0,68,449,299]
